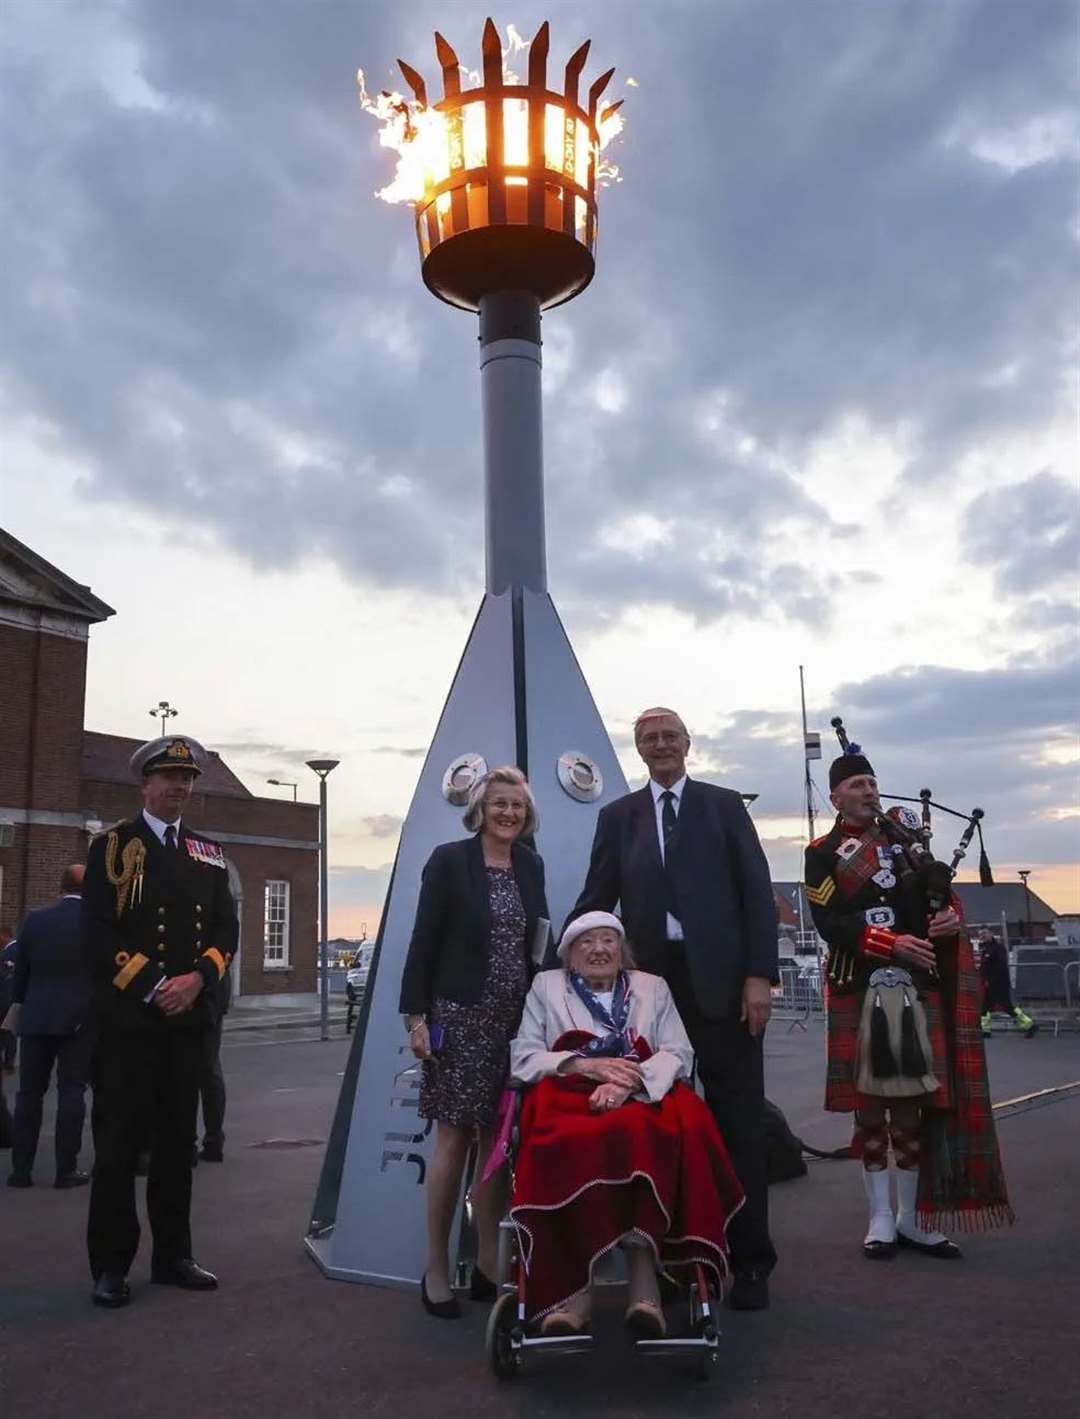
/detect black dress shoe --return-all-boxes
[151,1258,219,1290]
[420,1273,461,1319]
[729,1270,770,1310]
[56,1170,91,1189]
[92,1273,131,1308]
[896,1232,962,1260]
[199,1146,224,1163]
[469,1265,497,1302]
[6,1172,32,1188]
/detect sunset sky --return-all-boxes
[3,0,1076,934]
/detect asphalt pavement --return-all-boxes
[1,1022,1076,1418]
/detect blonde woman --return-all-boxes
[399,767,548,1319]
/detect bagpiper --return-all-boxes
[83,734,238,1307]
[805,729,1012,1261]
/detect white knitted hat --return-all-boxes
[557,910,625,962]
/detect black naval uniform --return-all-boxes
[84,815,238,1279]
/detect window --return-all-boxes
[263,880,290,968]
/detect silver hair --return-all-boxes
[462,765,538,836]
[633,706,690,744]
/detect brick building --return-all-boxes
[0,529,318,997]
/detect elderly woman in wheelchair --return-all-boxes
[506,911,743,1339]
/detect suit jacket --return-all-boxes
[565,779,778,1020]
[510,968,693,1102]
[82,815,239,1034]
[398,834,549,1015]
[11,896,94,1036]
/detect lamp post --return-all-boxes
[267,778,299,801]
[1018,869,1033,943]
[306,759,340,1040]
[149,700,179,735]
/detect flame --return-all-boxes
[357,24,627,206]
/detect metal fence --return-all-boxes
[772,963,825,1031]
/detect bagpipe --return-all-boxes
[830,717,994,926]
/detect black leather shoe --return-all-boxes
[420,1273,461,1319]
[863,1238,898,1260]
[896,1232,962,1260]
[469,1265,497,1301]
[92,1273,131,1308]
[729,1270,770,1310]
[199,1146,224,1163]
[6,1172,32,1188]
[151,1258,219,1290]
[56,1171,91,1189]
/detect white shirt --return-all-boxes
[649,776,686,941]
[143,809,182,845]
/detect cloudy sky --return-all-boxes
[3,0,1077,931]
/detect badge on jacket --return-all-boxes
[185,838,227,869]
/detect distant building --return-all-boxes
[0,528,318,997]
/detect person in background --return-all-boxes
[0,929,17,1073]
[399,766,549,1320]
[6,865,95,1189]
[976,928,1037,1038]
[196,960,232,1162]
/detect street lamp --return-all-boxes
[306,759,340,1041]
[267,778,299,801]
[1018,869,1033,943]
[149,700,179,734]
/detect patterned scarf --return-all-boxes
[918,916,1014,1230]
[568,971,639,1059]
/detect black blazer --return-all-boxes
[564,779,778,1020]
[11,896,95,1037]
[398,835,549,1016]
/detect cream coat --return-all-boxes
[509,968,693,1102]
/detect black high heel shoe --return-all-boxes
[421,1273,461,1319]
[469,1265,497,1302]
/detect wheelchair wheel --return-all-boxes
[486,1292,523,1381]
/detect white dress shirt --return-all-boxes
[649,776,686,941]
[143,809,182,845]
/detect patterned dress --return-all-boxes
[419,867,528,1130]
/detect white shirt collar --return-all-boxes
[143,808,182,844]
[650,775,687,806]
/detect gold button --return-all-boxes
[158,907,166,917]
[195,904,203,914]
[158,925,166,935]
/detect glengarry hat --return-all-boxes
[829,750,876,791]
[557,910,625,962]
[130,735,206,779]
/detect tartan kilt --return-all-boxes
[825,982,951,1114]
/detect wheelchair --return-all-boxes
[479,1089,724,1382]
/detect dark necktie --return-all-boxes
[660,790,677,851]
[164,825,178,850]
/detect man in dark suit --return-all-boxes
[6,865,95,1188]
[567,706,779,1309]
[83,733,238,1307]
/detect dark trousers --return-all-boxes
[11,1030,94,1178]
[87,1027,203,1278]
[665,954,777,1277]
[198,1017,226,1148]
[0,1027,16,1069]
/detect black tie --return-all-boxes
[164,825,178,850]
[660,790,677,851]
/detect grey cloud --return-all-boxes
[3,0,1072,629]
[370,745,426,759]
[963,469,1079,596]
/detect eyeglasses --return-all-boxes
[486,797,526,814]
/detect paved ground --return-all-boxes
[1,1022,1076,1418]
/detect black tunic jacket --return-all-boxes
[398,835,549,1016]
[82,815,239,1034]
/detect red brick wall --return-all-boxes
[0,622,90,925]
[0,622,87,810]
[80,778,318,996]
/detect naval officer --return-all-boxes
[83,734,238,1307]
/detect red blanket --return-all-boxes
[509,1033,744,1320]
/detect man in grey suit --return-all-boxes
[6,865,96,1188]
[567,707,779,1309]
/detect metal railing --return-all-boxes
[772,963,825,1032]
